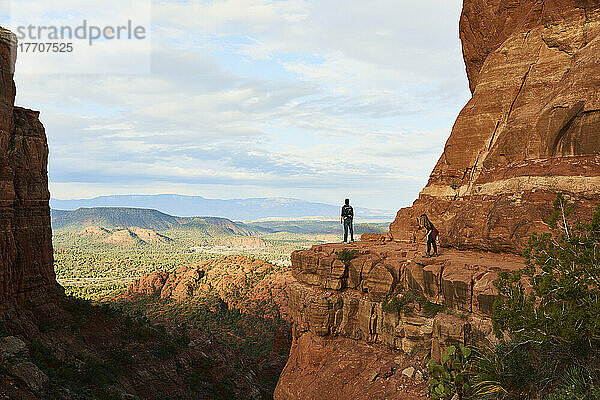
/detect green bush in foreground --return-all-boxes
[382,290,444,317]
[494,194,600,344]
[428,345,472,400]
[427,195,600,400]
[336,248,359,266]
[491,195,600,396]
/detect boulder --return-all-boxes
[8,361,49,392]
[0,336,26,360]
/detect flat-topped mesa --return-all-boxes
[0,27,57,306]
[390,0,600,253]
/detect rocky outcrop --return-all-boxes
[78,225,174,244]
[275,333,428,400]
[389,0,600,253]
[127,255,293,319]
[275,241,524,399]
[0,28,57,306]
[277,1,600,397]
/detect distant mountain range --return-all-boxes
[51,207,261,236]
[50,207,390,236]
[247,220,389,235]
[50,194,393,221]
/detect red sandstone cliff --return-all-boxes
[390,0,600,253]
[0,28,57,306]
[276,1,600,398]
[0,28,278,399]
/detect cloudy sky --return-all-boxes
[3,0,470,210]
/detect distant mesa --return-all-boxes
[54,206,390,237]
[52,207,180,231]
[51,207,262,236]
[78,225,110,235]
[50,194,394,221]
[77,225,174,245]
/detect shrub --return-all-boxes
[428,345,472,400]
[488,195,600,397]
[422,300,445,317]
[546,368,600,400]
[336,249,359,266]
[468,341,537,399]
[493,195,600,344]
[382,290,444,317]
[382,293,413,314]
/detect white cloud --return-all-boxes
[9,0,469,210]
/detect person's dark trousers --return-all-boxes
[427,235,437,255]
[343,218,354,242]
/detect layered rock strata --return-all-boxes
[390,0,600,252]
[0,28,57,306]
[277,1,600,397]
[275,241,524,398]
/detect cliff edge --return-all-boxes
[276,1,600,398]
[390,0,600,253]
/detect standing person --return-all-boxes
[418,214,438,257]
[341,199,354,243]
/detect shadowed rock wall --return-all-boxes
[0,28,56,306]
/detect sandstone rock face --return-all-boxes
[276,332,428,400]
[274,242,524,399]
[282,241,522,349]
[0,28,56,306]
[389,0,600,253]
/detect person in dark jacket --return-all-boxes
[418,213,438,257]
[341,199,354,243]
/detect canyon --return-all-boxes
[1,0,600,397]
[0,27,277,400]
[274,0,600,398]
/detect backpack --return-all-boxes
[342,205,354,219]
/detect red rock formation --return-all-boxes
[275,242,528,399]
[0,28,57,306]
[127,255,293,319]
[390,0,600,253]
[276,333,428,400]
[277,1,600,398]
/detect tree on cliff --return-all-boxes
[490,194,600,397]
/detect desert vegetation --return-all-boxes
[54,226,342,300]
[427,195,600,400]
[51,215,388,398]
